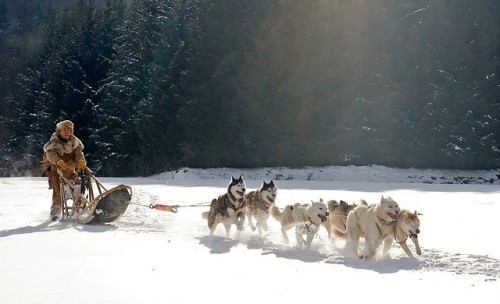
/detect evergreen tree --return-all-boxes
[5,0,121,175]
[1,0,499,176]
[177,0,278,168]
[407,0,500,168]
[96,0,184,176]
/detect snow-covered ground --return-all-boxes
[1,166,499,304]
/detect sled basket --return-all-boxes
[57,167,132,224]
[83,185,132,224]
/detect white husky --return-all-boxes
[344,196,400,259]
[271,199,329,248]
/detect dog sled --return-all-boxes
[56,167,180,224]
[57,167,132,224]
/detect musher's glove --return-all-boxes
[77,159,87,171]
[56,160,67,171]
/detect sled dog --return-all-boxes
[323,200,357,238]
[389,209,422,258]
[344,196,400,259]
[245,180,277,235]
[205,176,246,237]
[271,199,329,248]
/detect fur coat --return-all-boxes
[43,132,85,166]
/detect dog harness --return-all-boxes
[375,222,391,240]
[393,222,408,244]
[354,207,392,240]
[228,197,246,212]
[245,191,271,212]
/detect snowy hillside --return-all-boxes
[154,165,500,184]
[1,165,499,304]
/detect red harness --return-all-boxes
[246,194,271,212]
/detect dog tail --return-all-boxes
[203,199,217,222]
[270,205,283,221]
[281,205,294,225]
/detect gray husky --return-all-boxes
[323,200,357,238]
[205,176,246,237]
[245,180,277,235]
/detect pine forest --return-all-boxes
[0,0,499,176]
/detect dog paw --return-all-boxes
[358,254,372,260]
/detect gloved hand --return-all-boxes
[77,159,87,171]
[56,160,67,171]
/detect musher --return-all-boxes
[42,120,86,220]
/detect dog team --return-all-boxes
[203,175,422,260]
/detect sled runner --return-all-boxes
[57,167,132,224]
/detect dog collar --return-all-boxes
[393,222,408,244]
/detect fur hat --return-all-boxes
[56,120,74,133]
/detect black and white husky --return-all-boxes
[206,176,246,237]
[245,180,277,235]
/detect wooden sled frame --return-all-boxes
[57,167,132,224]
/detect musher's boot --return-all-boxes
[50,203,62,221]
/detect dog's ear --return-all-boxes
[329,200,339,206]
[417,211,424,216]
[340,200,348,207]
[269,180,275,187]
[320,198,324,203]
